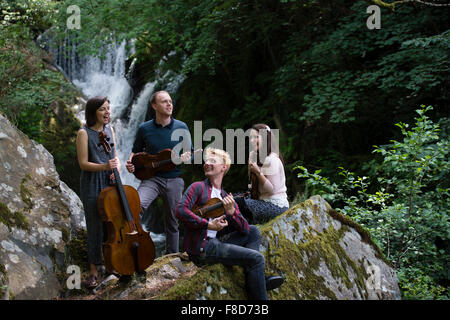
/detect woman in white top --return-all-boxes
[236,124,289,224]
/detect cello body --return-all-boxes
[98,185,155,275]
[97,131,155,276]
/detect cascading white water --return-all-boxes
[71,41,133,122]
[45,38,140,185]
[43,36,181,249]
[114,82,156,187]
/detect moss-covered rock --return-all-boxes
[159,262,247,300]
[258,196,400,300]
[91,196,400,300]
[0,113,85,299]
[148,196,399,300]
[60,195,401,300]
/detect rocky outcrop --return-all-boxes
[0,110,400,300]
[158,196,400,300]
[68,196,400,300]
[65,252,199,300]
[258,195,400,300]
[0,113,85,299]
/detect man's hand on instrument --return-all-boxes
[126,159,135,173]
[208,215,228,231]
[222,193,236,216]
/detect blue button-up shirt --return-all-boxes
[132,117,192,178]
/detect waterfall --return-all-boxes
[42,37,142,187]
[69,41,133,122]
[114,82,156,187]
[41,35,187,253]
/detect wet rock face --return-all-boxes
[0,113,85,299]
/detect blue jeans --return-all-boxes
[191,225,267,300]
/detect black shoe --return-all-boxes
[265,275,284,291]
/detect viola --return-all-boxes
[97,131,155,275]
[249,172,260,200]
[131,148,202,181]
[248,151,260,200]
[192,195,244,220]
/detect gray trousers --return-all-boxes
[137,176,184,254]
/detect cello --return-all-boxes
[97,131,155,275]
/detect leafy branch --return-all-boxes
[370,0,450,11]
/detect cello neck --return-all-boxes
[98,130,135,224]
[110,159,134,223]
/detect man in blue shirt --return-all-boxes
[126,90,192,254]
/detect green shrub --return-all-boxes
[296,105,449,299]
[0,20,81,194]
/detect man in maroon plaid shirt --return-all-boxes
[176,148,283,300]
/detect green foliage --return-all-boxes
[0,0,57,34]
[2,69,74,140]
[2,0,448,298]
[296,106,449,299]
[398,267,448,300]
[0,29,77,140]
[50,1,449,182]
[0,14,82,194]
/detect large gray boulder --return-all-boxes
[258,195,401,300]
[0,113,85,299]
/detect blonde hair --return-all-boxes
[204,148,232,174]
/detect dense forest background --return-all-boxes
[0,0,448,299]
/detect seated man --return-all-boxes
[176,148,283,300]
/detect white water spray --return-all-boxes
[45,36,186,251]
[114,82,156,188]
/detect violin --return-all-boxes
[132,148,202,180]
[248,151,260,200]
[192,195,244,219]
[97,131,155,275]
[249,172,260,200]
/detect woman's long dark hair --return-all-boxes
[85,96,109,127]
[251,123,284,166]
